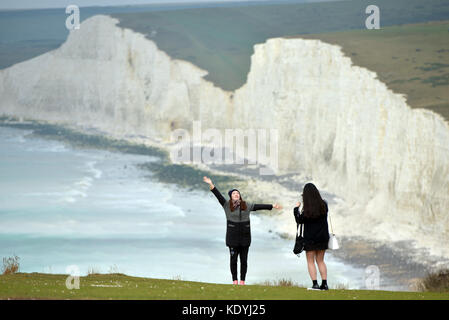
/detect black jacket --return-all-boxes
[211,186,272,247]
[293,202,330,245]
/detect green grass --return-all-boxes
[111,0,449,92]
[0,273,447,300]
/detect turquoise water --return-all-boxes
[0,125,365,288]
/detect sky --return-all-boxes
[0,0,278,10]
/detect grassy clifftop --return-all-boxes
[0,273,447,300]
[112,0,449,92]
[112,2,449,121]
[293,20,449,121]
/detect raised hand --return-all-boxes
[203,176,214,189]
[203,176,212,185]
[273,203,282,210]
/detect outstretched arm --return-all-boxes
[253,204,273,211]
[252,203,282,211]
[203,176,226,207]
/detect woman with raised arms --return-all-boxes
[203,176,282,285]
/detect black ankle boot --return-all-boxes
[308,280,320,290]
[320,280,329,291]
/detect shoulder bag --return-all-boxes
[328,210,339,250]
[293,221,305,257]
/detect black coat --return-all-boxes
[293,202,330,245]
[225,219,251,248]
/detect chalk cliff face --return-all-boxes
[0,15,231,140]
[1,15,448,259]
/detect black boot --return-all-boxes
[320,280,329,291]
[307,280,320,290]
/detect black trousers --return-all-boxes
[229,245,249,281]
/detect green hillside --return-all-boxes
[0,273,447,300]
[112,0,449,92]
[294,20,449,121]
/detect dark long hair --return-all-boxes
[230,193,247,212]
[301,183,327,218]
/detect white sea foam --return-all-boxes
[58,161,103,203]
[86,160,102,179]
[74,177,93,188]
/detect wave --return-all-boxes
[86,160,102,179]
[0,126,33,144]
[61,161,102,203]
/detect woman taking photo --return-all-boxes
[294,182,330,291]
[203,176,282,285]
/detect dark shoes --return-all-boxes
[319,283,329,291]
[307,283,329,291]
[307,283,321,291]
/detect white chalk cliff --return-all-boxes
[1,15,449,262]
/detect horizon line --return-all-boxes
[0,0,288,12]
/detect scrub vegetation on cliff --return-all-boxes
[112,0,449,94]
[294,20,449,121]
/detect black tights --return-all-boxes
[229,246,249,281]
